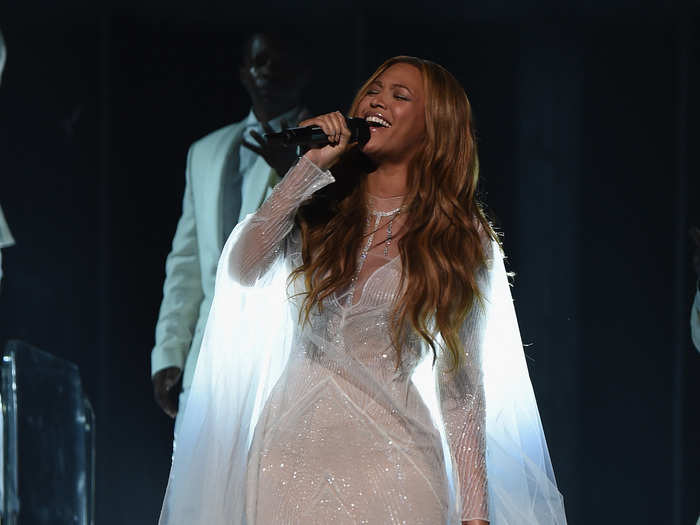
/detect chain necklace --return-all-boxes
[345,206,402,307]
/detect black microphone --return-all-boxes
[264,117,370,147]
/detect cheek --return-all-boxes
[405,111,425,142]
[355,99,369,116]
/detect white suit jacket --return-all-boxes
[0,204,14,249]
[151,121,280,389]
[0,203,15,286]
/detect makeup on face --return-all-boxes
[356,63,426,162]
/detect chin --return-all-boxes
[360,142,381,160]
[361,133,385,154]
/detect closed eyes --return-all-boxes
[365,89,411,101]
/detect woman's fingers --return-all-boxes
[298,112,348,144]
[298,116,329,139]
[328,113,342,144]
[328,111,340,144]
[333,111,351,146]
[300,111,354,170]
[325,114,338,143]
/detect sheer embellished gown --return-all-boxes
[228,157,489,524]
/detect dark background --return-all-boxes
[1,1,698,523]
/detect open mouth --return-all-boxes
[365,115,392,128]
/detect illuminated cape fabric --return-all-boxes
[158,158,567,524]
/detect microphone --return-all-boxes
[264,117,370,147]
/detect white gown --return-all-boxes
[158,156,567,525]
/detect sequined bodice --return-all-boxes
[248,250,445,525]
[286,189,421,383]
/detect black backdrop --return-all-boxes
[0,2,698,524]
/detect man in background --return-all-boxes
[0,28,16,291]
[151,32,310,439]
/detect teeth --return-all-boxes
[365,115,391,128]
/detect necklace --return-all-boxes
[376,207,402,257]
[345,206,402,307]
[370,206,403,217]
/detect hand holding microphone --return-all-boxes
[266,111,369,171]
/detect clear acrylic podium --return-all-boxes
[0,340,95,525]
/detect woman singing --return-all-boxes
[159,57,567,525]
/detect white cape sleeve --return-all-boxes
[157,217,296,525]
[158,156,334,525]
[412,239,567,524]
[481,241,567,523]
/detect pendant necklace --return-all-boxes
[373,207,402,257]
[345,206,402,307]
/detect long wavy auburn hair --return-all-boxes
[291,56,498,369]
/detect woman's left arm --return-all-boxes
[437,268,491,523]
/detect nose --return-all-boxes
[370,93,387,109]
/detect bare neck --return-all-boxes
[365,162,408,197]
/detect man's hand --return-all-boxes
[152,366,182,419]
[242,119,299,177]
[691,226,700,279]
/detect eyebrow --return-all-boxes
[370,79,414,94]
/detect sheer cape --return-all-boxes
[158,211,567,525]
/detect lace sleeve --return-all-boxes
[227,156,334,285]
[436,268,490,522]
